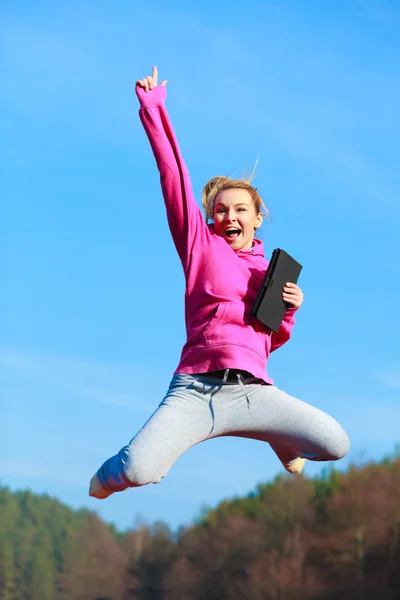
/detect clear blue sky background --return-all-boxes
[1,0,399,532]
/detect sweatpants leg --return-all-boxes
[268,442,300,466]
[96,374,227,492]
[222,382,350,462]
[94,374,350,494]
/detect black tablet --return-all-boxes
[251,248,302,333]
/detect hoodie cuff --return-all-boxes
[136,85,167,109]
[284,306,298,322]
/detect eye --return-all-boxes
[216,208,226,213]
[237,207,247,212]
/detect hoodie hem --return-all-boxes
[175,344,273,385]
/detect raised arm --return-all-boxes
[136,67,209,265]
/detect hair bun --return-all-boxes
[203,176,229,198]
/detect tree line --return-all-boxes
[0,453,399,600]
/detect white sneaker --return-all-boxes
[89,474,114,499]
[283,457,306,475]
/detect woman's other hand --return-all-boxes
[136,66,167,92]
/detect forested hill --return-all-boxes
[1,455,399,600]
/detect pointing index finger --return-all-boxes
[152,66,158,85]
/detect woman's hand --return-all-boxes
[282,282,304,309]
[136,66,167,93]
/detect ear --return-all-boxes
[254,212,263,230]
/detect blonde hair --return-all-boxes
[201,173,270,223]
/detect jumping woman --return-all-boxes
[89,67,349,499]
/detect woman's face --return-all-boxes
[213,188,262,251]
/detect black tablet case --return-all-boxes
[251,249,302,333]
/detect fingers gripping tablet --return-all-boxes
[251,249,303,333]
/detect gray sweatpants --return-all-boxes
[96,373,350,492]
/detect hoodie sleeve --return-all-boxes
[270,307,297,352]
[136,86,210,266]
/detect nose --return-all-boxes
[224,208,237,222]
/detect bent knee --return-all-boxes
[122,449,165,487]
[325,425,350,461]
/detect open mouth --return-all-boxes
[224,227,242,241]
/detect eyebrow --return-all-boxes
[214,202,250,208]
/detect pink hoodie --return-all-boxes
[137,86,297,384]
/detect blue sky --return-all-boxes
[1,0,399,532]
